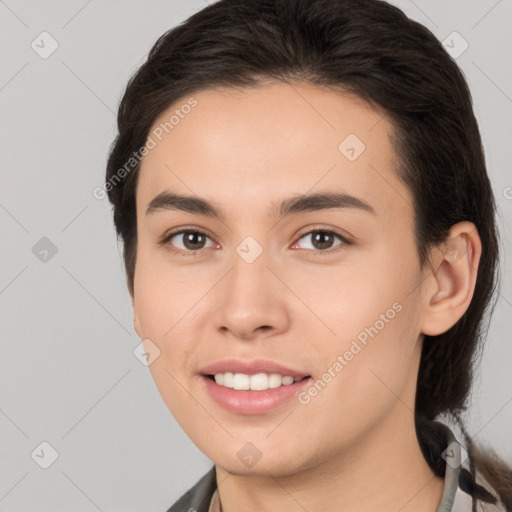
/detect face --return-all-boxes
[132,82,431,476]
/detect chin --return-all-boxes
[209,446,315,478]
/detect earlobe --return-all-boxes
[421,222,481,336]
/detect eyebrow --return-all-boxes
[145,190,376,219]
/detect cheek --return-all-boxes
[133,247,199,338]
[297,301,419,451]
[292,249,409,342]
[133,250,207,384]
[301,248,422,402]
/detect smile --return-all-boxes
[210,372,307,391]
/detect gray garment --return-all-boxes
[434,421,505,512]
[165,419,507,511]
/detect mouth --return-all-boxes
[198,359,313,415]
[204,372,310,391]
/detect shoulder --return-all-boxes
[165,466,217,512]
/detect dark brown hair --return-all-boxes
[105,0,511,505]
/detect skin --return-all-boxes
[131,81,482,512]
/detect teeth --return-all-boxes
[212,372,303,391]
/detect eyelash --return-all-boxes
[159,225,353,258]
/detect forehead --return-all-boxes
[137,82,412,224]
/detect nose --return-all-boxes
[212,247,290,341]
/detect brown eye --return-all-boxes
[310,231,337,250]
[291,226,354,258]
[295,229,348,252]
[162,229,216,254]
[180,231,208,250]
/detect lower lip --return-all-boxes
[201,375,312,415]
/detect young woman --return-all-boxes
[105,0,512,510]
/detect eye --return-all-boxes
[291,227,352,254]
[159,226,352,257]
[160,229,217,256]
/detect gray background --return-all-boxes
[0,0,511,510]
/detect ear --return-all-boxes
[131,294,143,339]
[420,221,482,336]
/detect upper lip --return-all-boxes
[199,358,310,378]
